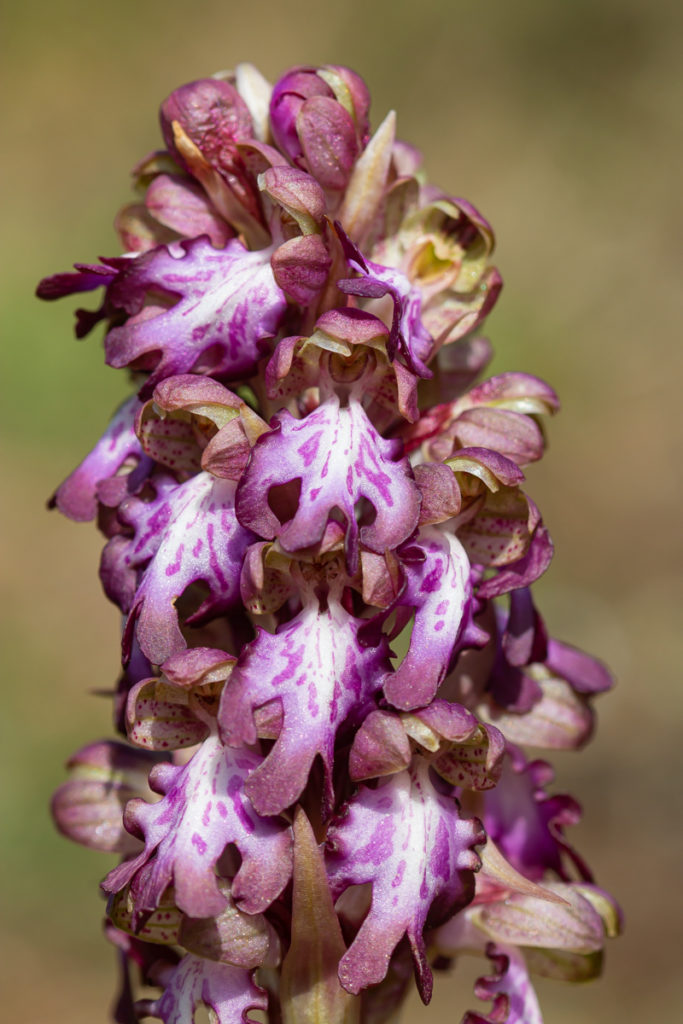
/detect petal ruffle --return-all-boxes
[143,955,267,1024]
[235,394,420,572]
[326,756,484,1001]
[382,528,476,711]
[107,472,253,665]
[463,944,543,1024]
[103,731,292,918]
[219,595,391,815]
[105,237,287,394]
[50,396,145,521]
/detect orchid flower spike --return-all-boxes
[41,60,619,1024]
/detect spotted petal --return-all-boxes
[105,237,287,395]
[144,955,267,1024]
[111,472,253,664]
[219,594,391,816]
[383,528,476,711]
[325,756,484,1001]
[103,731,292,918]
[235,394,420,572]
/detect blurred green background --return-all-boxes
[2,0,681,1019]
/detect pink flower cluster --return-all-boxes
[41,63,620,1023]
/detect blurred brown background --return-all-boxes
[1,0,681,1020]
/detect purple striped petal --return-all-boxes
[235,395,420,572]
[110,472,253,664]
[326,757,484,1001]
[103,731,292,918]
[219,595,391,815]
[105,237,287,395]
[144,955,267,1024]
[383,528,474,711]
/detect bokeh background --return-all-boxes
[2,0,681,1020]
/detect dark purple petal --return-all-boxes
[36,260,117,300]
[36,259,123,337]
[502,587,548,668]
[219,595,391,815]
[463,944,542,1024]
[482,751,587,883]
[105,237,287,395]
[235,395,421,573]
[338,248,434,378]
[545,638,614,695]
[103,731,292,918]
[326,757,485,1001]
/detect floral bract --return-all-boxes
[42,61,619,1023]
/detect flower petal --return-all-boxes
[382,529,474,711]
[113,472,253,665]
[463,944,542,1024]
[51,740,160,854]
[144,955,267,1024]
[235,394,420,572]
[50,396,144,521]
[105,237,287,395]
[219,595,390,815]
[103,732,292,918]
[326,757,484,1001]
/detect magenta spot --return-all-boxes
[435,600,448,615]
[217,801,228,818]
[298,430,323,467]
[392,859,406,888]
[191,832,207,855]
[435,621,445,632]
[165,544,184,576]
[202,801,212,827]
